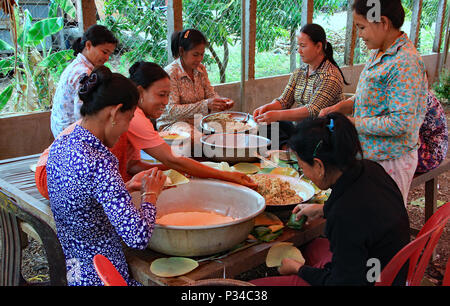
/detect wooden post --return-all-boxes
[301,0,314,26]
[409,0,423,48]
[243,0,256,81]
[290,26,298,72]
[80,0,97,31]
[299,0,314,66]
[433,0,447,53]
[167,0,183,64]
[438,13,450,74]
[344,0,357,66]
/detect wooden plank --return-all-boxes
[344,0,357,66]
[433,0,447,53]
[301,0,314,26]
[243,0,256,81]
[81,0,98,31]
[409,0,423,48]
[126,218,326,286]
[167,0,183,64]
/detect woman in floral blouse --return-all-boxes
[50,25,117,137]
[156,29,234,135]
[47,66,166,286]
[320,0,428,204]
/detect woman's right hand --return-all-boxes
[140,168,166,203]
[207,97,232,112]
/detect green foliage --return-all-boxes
[102,0,168,69]
[0,0,76,113]
[433,69,450,105]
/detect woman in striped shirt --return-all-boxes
[253,23,348,147]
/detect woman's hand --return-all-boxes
[226,172,258,189]
[207,97,233,112]
[278,258,304,275]
[254,110,282,124]
[140,167,167,204]
[126,168,157,193]
[318,104,337,117]
[292,204,324,224]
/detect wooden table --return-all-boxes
[0,154,325,286]
[125,218,326,286]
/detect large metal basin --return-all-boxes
[148,179,265,256]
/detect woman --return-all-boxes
[50,24,118,137]
[319,0,428,204]
[47,66,166,286]
[35,62,256,200]
[252,23,347,147]
[156,29,234,135]
[251,113,410,286]
[127,61,256,188]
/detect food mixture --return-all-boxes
[204,113,253,133]
[250,174,302,205]
[156,211,235,226]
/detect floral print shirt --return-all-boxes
[50,53,94,137]
[353,33,428,162]
[156,58,219,131]
[276,59,344,118]
[47,125,156,286]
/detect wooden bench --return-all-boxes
[409,159,450,235]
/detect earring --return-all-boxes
[111,121,116,127]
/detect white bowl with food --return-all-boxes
[159,131,191,145]
[201,111,257,134]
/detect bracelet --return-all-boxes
[141,191,157,198]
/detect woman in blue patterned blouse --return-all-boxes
[47,66,166,286]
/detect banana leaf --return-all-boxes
[0,58,15,74]
[53,0,76,19]
[38,50,74,69]
[0,39,14,51]
[0,84,14,112]
[26,17,63,47]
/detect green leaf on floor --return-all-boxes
[410,197,445,208]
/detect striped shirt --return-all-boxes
[276,59,345,118]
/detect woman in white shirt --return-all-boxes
[50,25,118,137]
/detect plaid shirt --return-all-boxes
[276,59,344,118]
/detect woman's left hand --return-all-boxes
[126,168,157,193]
[254,110,281,124]
[278,258,304,275]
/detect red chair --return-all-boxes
[93,254,128,286]
[443,256,450,286]
[376,202,450,286]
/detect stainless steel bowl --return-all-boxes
[200,133,271,163]
[148,179,266,256]
[201,111,257,134]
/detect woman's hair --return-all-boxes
[129,61,169,89]
[353,0,405,29]
[79,66,139,116]
[287,112,363,173]
[72,25,118,56]
[170,28,208,58]
[300,23,349,85]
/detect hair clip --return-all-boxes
[79,72,98,95]
[327,118,334,133]
[184,30,190,39]
[312,139,323,158]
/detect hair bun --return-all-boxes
[129,61,142,77]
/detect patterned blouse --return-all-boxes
[156,58,219,131]
[47,125,156,286]
[50,53,94,137]
[275,59,345,118]
[353,33,428,162]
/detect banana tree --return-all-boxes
[0,0,76,113]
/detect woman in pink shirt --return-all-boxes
[126,61,256,189]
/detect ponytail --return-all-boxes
[287,112,363,173]
[300,23,349,85]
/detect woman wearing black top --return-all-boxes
[251,113,410,286]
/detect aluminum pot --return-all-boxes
[148,179,265,257]
[200,133,271,163]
